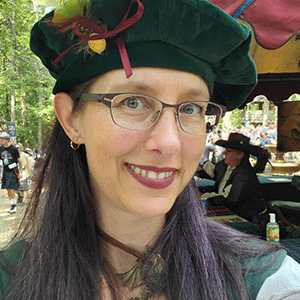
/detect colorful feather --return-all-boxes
[52,0,92,24]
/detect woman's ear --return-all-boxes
[54,92,83,143]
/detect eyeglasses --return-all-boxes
[80,93,225,135]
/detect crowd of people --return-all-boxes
[234,122,277,147]
[201,122,300,165]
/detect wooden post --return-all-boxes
[222,111,232,139]
[262,97,270,127]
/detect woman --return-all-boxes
[197,133,271,234]
[1,0,300,299]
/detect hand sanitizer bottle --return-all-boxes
[266,213,280,242]
[264,163,272,176]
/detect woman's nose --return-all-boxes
[145,110,181,156]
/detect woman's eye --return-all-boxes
[123,97,144,109]
[181,103,203,115]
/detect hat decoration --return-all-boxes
[50,0,144,78]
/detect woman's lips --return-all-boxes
[126,163,177,190]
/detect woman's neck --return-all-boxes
[98,210,165,273]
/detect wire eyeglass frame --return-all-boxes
[80,93,226,135]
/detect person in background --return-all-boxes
[266,122,277,143]
[32,149,40,162]
[0,160,3,183]
[199,133,223,165]
[16,144,34,204]
[197,133,271,234]
[212,141,224,163]
[0,0,300,299]
[247,124,257,143]
[235,125,246,135]
[0,133,22,213]
[259,131,271,147]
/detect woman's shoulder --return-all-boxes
[256,255,300,299]
[237,249,300,300]
[223,248,287,299]
[240,248,287,279]
[0,241,27,265]
[0,241,28,297]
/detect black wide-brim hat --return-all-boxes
[30,0,257,111]
[216,132,265,157]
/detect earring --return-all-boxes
[70,139,80,150]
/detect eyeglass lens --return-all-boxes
[110,94,222,135]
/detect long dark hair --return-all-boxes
[2,81,280,299]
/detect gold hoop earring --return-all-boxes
[70,139,80,150]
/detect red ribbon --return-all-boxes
[52,0,144,78]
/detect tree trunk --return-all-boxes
[222,111,232,139]
[15,59,28,126]
[8,1,17,124]
[32,0,43,152]
[19,92,28,126]
[38,69,42,153]
[10,87,16,123]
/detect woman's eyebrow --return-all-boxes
[107,83,209,98]
[107,82,156,93]
[182,88,210,99]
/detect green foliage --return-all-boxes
[0,0,55,149]
[231,109,243,128]
[217,108,243,131]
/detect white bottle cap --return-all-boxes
[269,213,276,223]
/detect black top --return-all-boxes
[0,145,20,173]
[199,159,267,220]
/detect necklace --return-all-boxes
[96,227,164,300]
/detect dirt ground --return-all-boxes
[0,189,26,248]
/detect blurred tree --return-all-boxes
[231,109,242,129]
[0,0,55,150]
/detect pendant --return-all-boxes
[120,260,144,290]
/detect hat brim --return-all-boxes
[216,140,262,156]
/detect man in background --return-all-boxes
[0,133,22,213]
[16,144,34,204]
[199,133,223,165]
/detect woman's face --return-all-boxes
[75,68,209,218]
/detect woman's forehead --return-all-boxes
[89,67,210,98]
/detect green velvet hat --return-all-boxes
[30,0,257,110]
